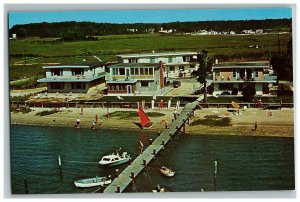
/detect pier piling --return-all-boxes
[24,178,29,194]
[214,160,218,191]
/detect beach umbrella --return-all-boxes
[231,101,240,109]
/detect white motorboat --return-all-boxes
[99,150,131,166]
[160,166,175,177]
[74,176,112,188]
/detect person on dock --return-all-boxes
[165,120,169,129]
[159,100,164,109]
[173,109,178,120]
[76,118,80,128]
[139,141,144,154]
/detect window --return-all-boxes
[255,70,259,77]
[119,85,125,91]
[51,82,64,89]
[110,85,116,91]
[168,57,173,63]
[72,82,86,89]
[112,68,117,75]
[169,66,175,72]
[150,57,156,63]
[219,83,233,90]
[51,69,63,76]
[183,56,190,62]
[140,68,145,75]
[135,68,139,75]
[149,68,153,75]
[215,69,220,77]
[72,68,84,76]
[130,68,135,75]
[119,68,125,75]
[141,81,149,87]
[233,69,237,78]
[179,66,185,71]
[129,58,137,63]
[144,68,149,75]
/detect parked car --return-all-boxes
[221,91,230,95]
[173,81,181,88]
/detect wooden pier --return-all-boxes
[103,99,201,193]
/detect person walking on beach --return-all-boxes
[80,106,84,115]
[254,122,258,131]
[91,120,96,130]
[76,118,80,128]
[95,114,99,123]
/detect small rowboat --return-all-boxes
[160,166,175,177]
[74,176,112,188]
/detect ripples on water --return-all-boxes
[10,125,294,194]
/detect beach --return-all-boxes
[10,106,294,137]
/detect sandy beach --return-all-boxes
[10,106,294,137]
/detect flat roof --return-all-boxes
[109,63,160,68]
[213,62,269,69]
[43,65,92,69]
[37,74,106,83]
[116,51,197,58]
[106,79,137,84]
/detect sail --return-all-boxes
[138,106,152,129]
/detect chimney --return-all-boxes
[159,61,164,89]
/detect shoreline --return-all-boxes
[10,107,294,138]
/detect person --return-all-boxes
[139,141,144,154]
[76,118,80,128]
[173,110,178,120]
[159,100,164,109]
[106,108,110,119]
[92,120,96,130]
[254,122,257,131]
[95,114,99,123]
[80,106,83,115]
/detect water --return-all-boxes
[10,125,294,194]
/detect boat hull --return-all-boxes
[99,158,130,167]
[74,178,112,188]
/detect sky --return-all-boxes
[9,8,292,28]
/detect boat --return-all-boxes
[99,149,131,166]
[152,184,165,192]
[74,176,112,188]
[138,106,153,129]
[160,166,175,177]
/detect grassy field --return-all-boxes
[9,33,292,80]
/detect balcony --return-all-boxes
[211,74,277,83]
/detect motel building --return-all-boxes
[116,51,198,78]
[106,62,166,95]
[208,61,277,96]
[37,64,106,93]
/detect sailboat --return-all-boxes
[138,106,153,129]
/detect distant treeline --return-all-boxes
[9,19,292,40]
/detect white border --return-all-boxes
[1,1,298,201]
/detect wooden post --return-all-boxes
[149,138,153,145]
[115,169,119,178]
[24,178,29,194]
[153,148,156,155]
[214,160,218,191]
[58,155,63,180]
[116,185,120,193]
[143,159,146,166]
[161,139,165,145]
[131,171,134,179]
[182,123,186,134]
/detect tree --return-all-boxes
[242,82,256,102]
[191,50,213,103]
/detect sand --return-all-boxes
[10,106,294,137]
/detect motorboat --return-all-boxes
[160,166,175,177]
[152,184,165,192]
[99,150,131,166]
[74,176,112,188]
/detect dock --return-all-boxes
[103,99,201,193]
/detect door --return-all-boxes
[127,85,132,94]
